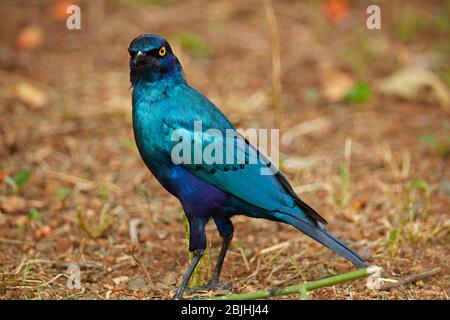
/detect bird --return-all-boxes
[128,34,368,299]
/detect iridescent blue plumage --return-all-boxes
[129,34,367,299]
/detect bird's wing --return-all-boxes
[162,89,327,224]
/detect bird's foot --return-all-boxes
[172,289,185,300]
[172,293,182,300]
[186,280,233,294]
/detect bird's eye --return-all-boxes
[159,46,166,57]
[129,51,135,58]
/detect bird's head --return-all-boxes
[128,34,182,85]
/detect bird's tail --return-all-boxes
[276,213,368,268]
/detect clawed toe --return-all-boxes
[186,281,234,294]
[214,281,233,291]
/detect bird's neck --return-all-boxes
[132,71,187,105]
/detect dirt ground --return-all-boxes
[0,0,449,300]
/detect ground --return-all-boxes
[0,0,449,300]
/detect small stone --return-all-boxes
[393,267,402,275]
[112,276,129,285]
[438,181,450,196]
[127,278,147,290]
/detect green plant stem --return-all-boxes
[298,285,310,300]
[210,268,371,300]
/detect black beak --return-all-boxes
[131,51,144,67]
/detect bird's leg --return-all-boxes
[173,249,204,300]
[173,215,207,299]
[207,232,233,290]
[187,218,234,293]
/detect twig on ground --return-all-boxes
[130,252,153,286]
[380,268,441,291]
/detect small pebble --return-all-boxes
[128,278,147,290]
[438,181,450,196]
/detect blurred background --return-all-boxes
[0,0,448,299]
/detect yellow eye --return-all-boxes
[159,46,166,57]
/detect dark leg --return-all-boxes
[173,215,207,300]
[187,217,234,293]
[173,249,204,300]
[209,231,233,285]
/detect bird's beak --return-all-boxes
[132,50,144,66]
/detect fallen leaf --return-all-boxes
[16,24,44,51]
[324,0,349,24]
[321,72,355,102]
[52,0,78,21]
[0,171,5,184]
[352,200,367,210]
[13,83,48,109]
[55,237,71,253]
[377,68,450,110]
[35,225,52,239]
[104,255,115,264]
[0,196,27,214]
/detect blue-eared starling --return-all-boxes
[128,34,367,299]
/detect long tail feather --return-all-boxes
[276,214,367,268]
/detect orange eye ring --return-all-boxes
[159,46,166,57]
